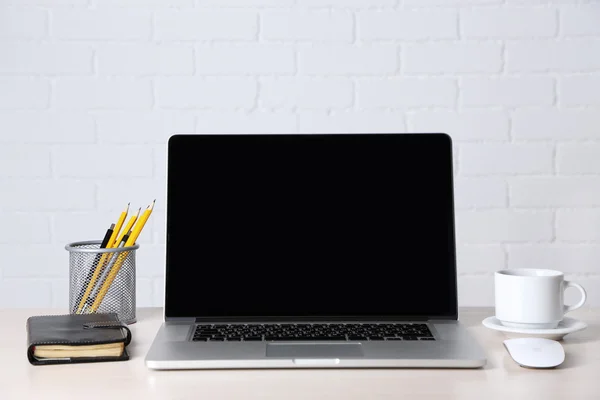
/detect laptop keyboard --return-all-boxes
[192,323,435,342]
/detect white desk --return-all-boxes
[1,307,599,399]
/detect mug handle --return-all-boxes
[563,281,587,313]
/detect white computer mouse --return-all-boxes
[503,338,565,369]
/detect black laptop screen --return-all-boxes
[165,133,458,319]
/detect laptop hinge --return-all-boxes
[165,317,195,323]
[193,316,430,323]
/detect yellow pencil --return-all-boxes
[90,200,155,312]
[113,207,140,249]
[109,203,129,247]
[76,203,129,313]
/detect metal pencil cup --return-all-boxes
[65,240,140,324]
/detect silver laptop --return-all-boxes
[145,133,486,370]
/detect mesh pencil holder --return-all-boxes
[65,240,140,325]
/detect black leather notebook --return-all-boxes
[26,313,131,366]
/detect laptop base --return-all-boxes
[145,320,486,370]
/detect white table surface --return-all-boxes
[1,307,599,400]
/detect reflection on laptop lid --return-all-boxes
[164,133,457,321]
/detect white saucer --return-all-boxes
[482,316,587,341]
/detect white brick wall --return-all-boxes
[96,44,194,75]
[0,8,48,40]
[156,77,257,109]
[461,77,555,107]
[358,10,458,40]
[53,145,154,178]
[560,76,600,106]
[560,5,600,36]
[52,10,152,40]
[403,43,502,74]
[262,10,353,42]
[0,43,94,75]
[260,78,354,109]
[506,41,600,72]
[154,11,257,41]
[0,78,50,109]
[358,78,457,108]
[197,45,295,74]
[460,143,554,175]
[298,110,405,133]
[54,78,153,109]
[460,8,557,38]
[298,45,397,75]
[0,0,599,309]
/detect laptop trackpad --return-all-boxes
[266,343,364,358]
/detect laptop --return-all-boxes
[145,133,487,369]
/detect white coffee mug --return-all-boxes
[495,268,587,329]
